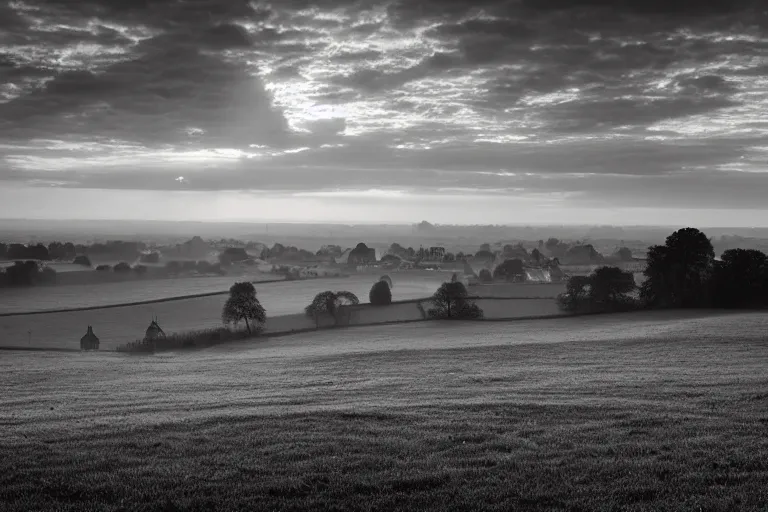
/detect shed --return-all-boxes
[80,326,100,351]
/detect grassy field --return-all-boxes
[0,271,456,315]
[0,273,281,314]
[2,311,768,510]
[0,274,450,349]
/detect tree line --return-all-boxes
[558,227,768,313]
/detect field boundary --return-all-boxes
[0,346,80,352]
[0,290,561,318]
[0,278,292,317]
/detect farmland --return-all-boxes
[0,273,461,349]
[2,311,768,510]
[0,272,455,315]
[0,272,282,314]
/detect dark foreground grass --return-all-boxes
[3,404,768,510]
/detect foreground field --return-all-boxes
[2,311,768,510]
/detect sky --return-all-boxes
[0,0,767,226]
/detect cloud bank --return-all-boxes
[1,0,767,216]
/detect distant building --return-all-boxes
[348,243,377,266]
[80,326,100,351]
[427,247,446,261]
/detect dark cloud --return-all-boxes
[36,0,260,29]
[0,39,289,147]
[542,96,739,133]
[200,23,253,49]
[1,0,766,215]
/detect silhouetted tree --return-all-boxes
[557,276,591,312]
[428,281,483,320]
[615,247,633,261]
[8,243,49,260]
[48,242,75,261]
[563,244,604,265]
[72,255,92,267]
[1,260,56,287]
[588,267,635,305]
[710,249,768,308]
[113,262,132,273]
[222,282,266,334]
[305,291,360,327]
[474,250,495,261]
[369,280,392,306]
[641,228,714,308]
[478,268,493,282]
[557,267,635,313]
[140,252,160,264]
[442,252,455,262]
[493,259,526,282]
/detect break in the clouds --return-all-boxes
[1,0,767,216]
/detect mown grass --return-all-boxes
[2,312,768,510]
[3,404,767,511]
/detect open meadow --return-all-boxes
[0,273,462,349]
[2,311,768,510]
[0,273,283,314]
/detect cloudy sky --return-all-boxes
[1,0,767,225]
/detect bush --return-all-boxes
[478,269,493,283]
[116,328,253,353]
[493,259,526,282]
[140,252,160,264]
[305,291,359,327]
[95,264,111,271]
[428,281,484,320]
[72,255,92,267]
[369,280,392,306]
[557,267,637,313]
[133,264,148,275]
[710,249,768,308]
[113,262,132,273]
[1,261,56,287]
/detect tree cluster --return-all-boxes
[305,291,360,327]
[557,266,636,313]
[558,227,768,314]
[0,261,57,287]
[641,228,768,310]
[428,281,483,320]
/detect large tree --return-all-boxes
[557,267,635,313]
[305,291,360,327]
[710,249,768,308]
[428,281,483,320]
[369,280,392,306]
[222,282,266,335]
[493,259,526,282]
[640,228,714,308]
[588,267,636,305]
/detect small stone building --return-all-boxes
[80,326,100,351]
[144,318,166,342]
